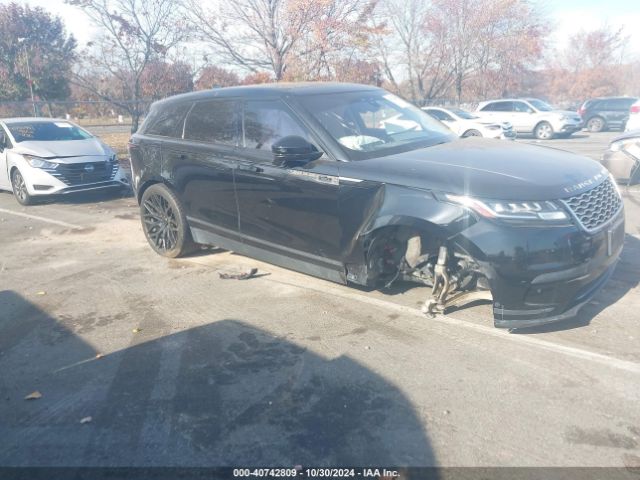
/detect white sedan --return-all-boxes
[422,106,516,140]
[0,118,129,205]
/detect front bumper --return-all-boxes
[556,122,583,133]
[457,208,625,329]
[24,162,129,196]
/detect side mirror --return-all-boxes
[272,136,322,165]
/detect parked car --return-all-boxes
[475,98,582,140]
[422,106,516,140]
[130,83,624,329]
[624,99,640,132]
[578,96,638,132]
[0,118,129,205]
[601,130,640,185]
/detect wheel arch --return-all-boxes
[136,176,177,204]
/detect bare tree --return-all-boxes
[182,0,377,82]
[66,0,187,132]
[181,0,311,80]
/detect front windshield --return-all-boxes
[299,91,455,160]
[7,121,93,143]
[450,108,478,120]
[528,99,553,112]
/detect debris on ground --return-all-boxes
[132,328,142,333]
[36,291,46,296]
[24,391,42,400]
[80,416,92,424]
[219,268,259,280]
[95,353,104,359]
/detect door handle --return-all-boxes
[237,164,265,173]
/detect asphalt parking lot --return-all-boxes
[1,131,639,469]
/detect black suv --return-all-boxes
[579,96,638,132]
[130,83,624,329]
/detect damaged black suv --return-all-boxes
[129,83,625,328]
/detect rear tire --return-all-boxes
[534,121,554,140]
[140,183,195,258]
[462,129,482,138]
[587,116,605,132]
[11,169,34,206]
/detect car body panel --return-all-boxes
[601,130,640,185]
[0,118,129,197]
[422,107,516,140]
[580,97,638,131]
[476,99,582,135]
[130,83,623,329]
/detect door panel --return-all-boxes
[0,127,11,189]
[170,142,241,236]
[234,99,342,263]
[175,99,242,237]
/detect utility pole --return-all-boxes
[17,37,37,117]
[25,50,37,117]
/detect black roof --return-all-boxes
[153,82,382,107]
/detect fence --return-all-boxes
[0,100,152,127]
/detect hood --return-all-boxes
[551,109,581,119]
[339,138,607,201]
[12,138,114,163]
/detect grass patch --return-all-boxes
[95,131,131,158]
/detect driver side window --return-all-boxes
[243,100,311,151]
[0,128,11,151]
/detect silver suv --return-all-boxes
[475,98,582,140]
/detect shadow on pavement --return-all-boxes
[0,290,435,469]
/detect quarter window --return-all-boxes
[513,102,532,113]
[243,100,311,151]
[145,103,191,138]
[481,101,512,112]
[184,100,239,145]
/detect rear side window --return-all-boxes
[144,103,191,138]
[615,98,637,110]
[184,100,239,145]
[243,100,310,151]
[513,102,532,113]
[481,101,512,112]
[426,109,453,121]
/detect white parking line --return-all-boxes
[0,207,83,230]
[268,277,640,375]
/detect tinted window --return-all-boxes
[481,101,512,112]
[426,109,453,121]
[145,102,191,138]
[243,100,310,151]
[184,100,239,145]
[613,98,637,110]
[6,121,93,143]
[512,102,532,113]
[527,99,553,112]
[0,127,11,149]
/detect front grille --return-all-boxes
[46,161,118,186]
[563,178,622,231]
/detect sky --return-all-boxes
[5,0,640,58]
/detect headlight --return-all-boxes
[24,155,58,169]
[610,138,639,152]
[444,194,569,221]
